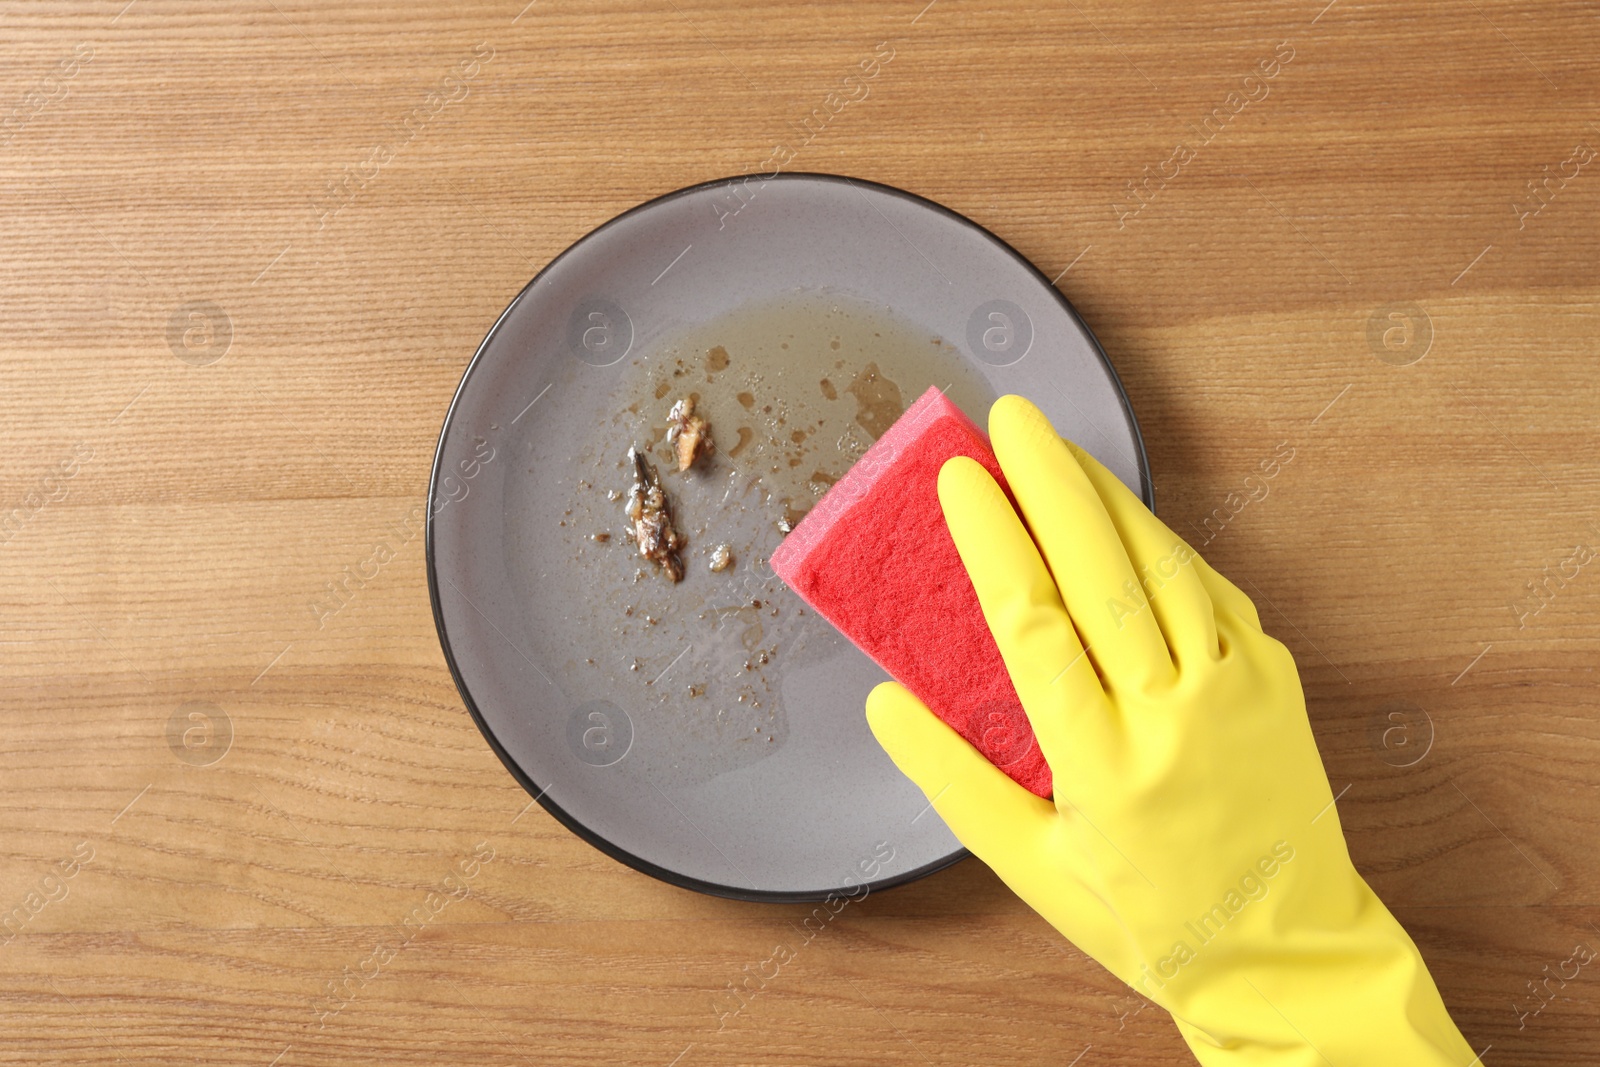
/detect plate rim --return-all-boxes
[426,171,1153,903]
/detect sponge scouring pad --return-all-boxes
[771,386,1052,798]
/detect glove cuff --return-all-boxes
[1165,883,1476,1067]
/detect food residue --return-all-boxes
[625,446,685,582]
[666,396,714,471]
[846,361,904,439]
[561,295,996,765]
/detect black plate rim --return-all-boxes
[425,171,1153,904]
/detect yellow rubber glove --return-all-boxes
[866,395,1478,1066]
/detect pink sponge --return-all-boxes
[771,387,1052,798]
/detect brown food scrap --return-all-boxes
[709,543,733,572]
[625,446,685,582]
[666,395,714,471]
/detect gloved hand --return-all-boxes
[866,395,1478,1066]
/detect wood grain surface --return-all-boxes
[2,1,1597,1064]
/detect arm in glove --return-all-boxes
[866,394,1477,1066]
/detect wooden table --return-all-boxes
[3,1,1596,1063]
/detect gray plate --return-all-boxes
[427,174,1151,902]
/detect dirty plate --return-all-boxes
[427,174,1151,901]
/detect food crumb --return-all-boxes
[592,532,611,543]
[709,543,733,572]
[625,446,685,582]
[666,396,714,471]
[687,683,705,697]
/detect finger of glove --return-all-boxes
[866,680,1057,859]
[865,681,1139,980]
[936,455,1115,782]
[1188,552,1264,631]
[1060,438,1220,667]
[988,395,1175,693]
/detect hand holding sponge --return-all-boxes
[788,391,1478,1066]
